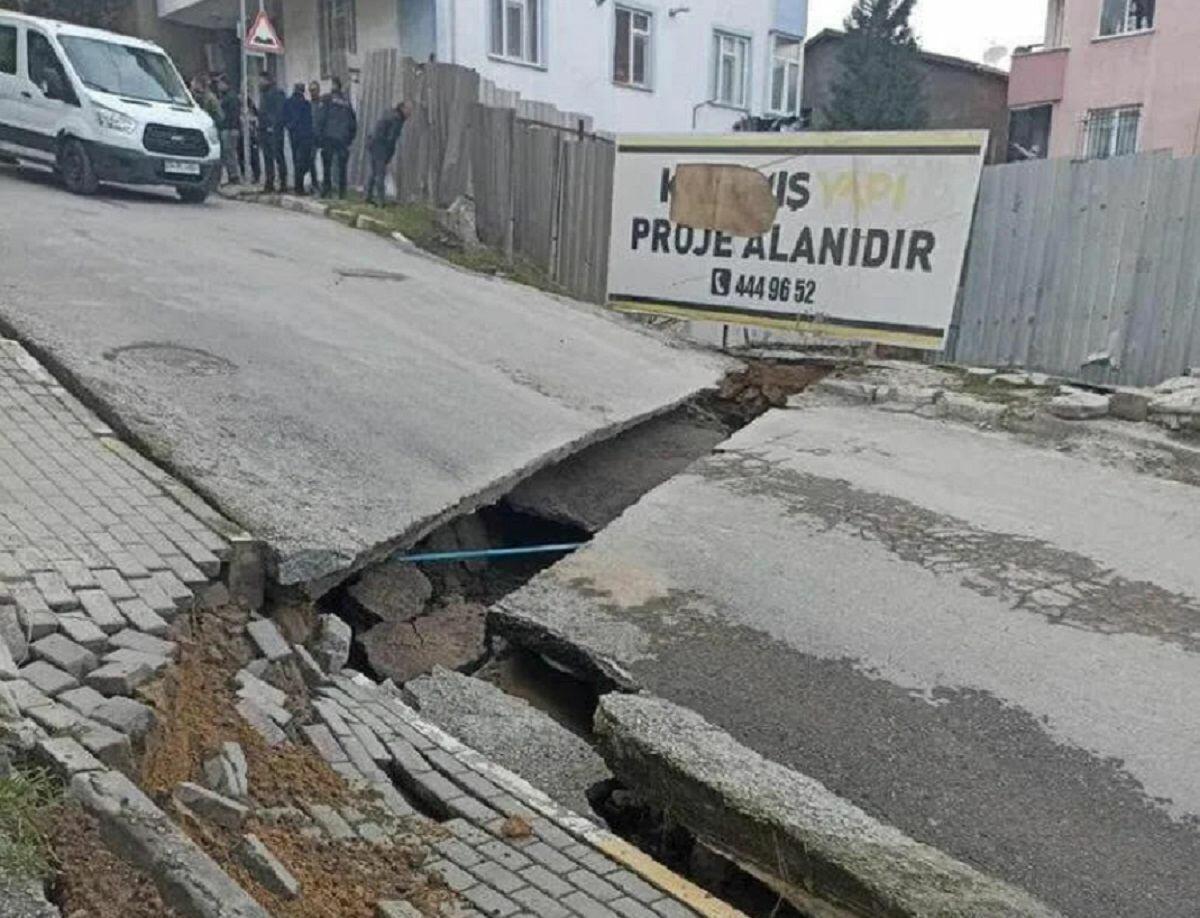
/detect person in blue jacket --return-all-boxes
[283,83,314,195]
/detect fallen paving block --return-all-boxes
[236,698,286,746]
[77,589,127,634]
[92,696,156,738]
[237,834,300,899]
[103,648,172,676]
[86,658,155,696]
[74,721,134,773]
[28,701,84,735]
[58,685,107,718]
[56,614,108,652]
[246,618,291,662]
[204,741,249,800]
[117,599,169,637]
[34,736,104,777]
[376,901,423,918]
[19,661,79,697]
[292,644,326,688]
[175,781,249,829]
[0,683,21,722]
[108,629,178,659]
[1048,390,1110,421]
[235,669,288,709]
[595,694,1062,918]
[314,614,351,673]
[302,723,347,764]
[72,769,269,918]
[302,802,355,840]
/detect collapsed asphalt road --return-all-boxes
[494,403,1200,918]
[0,167,727,589]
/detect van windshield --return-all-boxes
[58,36,190,105]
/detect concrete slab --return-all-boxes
[0,169,727,589]
[493,405,1200,918]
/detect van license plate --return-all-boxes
[164,160,201,176]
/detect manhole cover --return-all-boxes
[103,342,237,377]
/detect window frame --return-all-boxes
[1098,0,1155,38]
[489,0,544,69]
[26,29,77,106]
[767,32,802,116]
[613,4,653,90]
[1083,104,1141,159]
[318,0,356,79]
[712,29,752,109]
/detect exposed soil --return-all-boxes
[134,603,453,918]
[716,362,830,420]
[50,804,179,918]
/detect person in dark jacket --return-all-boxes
[257,72,288,192]
[365,101,411,206]
[283,83,314,195]
[215,75,242,185]
[315,77,357,199]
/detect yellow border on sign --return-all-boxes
[617,130,989,151]
[611,300,944,350]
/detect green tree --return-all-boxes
[823,0,928,130]
[0,0,127,30]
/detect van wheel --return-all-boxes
[59,139,98,195]
[177,186,209,204]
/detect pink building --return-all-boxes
[1008,0,1200,161]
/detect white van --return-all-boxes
[0,13,220,202]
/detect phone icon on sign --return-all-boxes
[711,268,732,297]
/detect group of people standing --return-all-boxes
[190,71,410,204]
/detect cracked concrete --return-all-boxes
[494,404,1200,918]
[0,168,728,591]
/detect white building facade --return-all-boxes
[157,0,808,133]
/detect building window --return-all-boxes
[490,0,542,66]
[1099,0,1154,36]
[614,6,651,88]
[318,0,356,79]
[1084,106,1141,159]
[769,35,801,114]
[713,31,750,108]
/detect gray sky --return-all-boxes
[807,0,1048,68]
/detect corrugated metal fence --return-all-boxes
[349,51,613,303]
[948,151,1200,386]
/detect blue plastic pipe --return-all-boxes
[392,543,585,565]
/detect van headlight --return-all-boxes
[95,105,137,135]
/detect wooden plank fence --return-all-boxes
[348,51,612,303]
[948,150,1200,386]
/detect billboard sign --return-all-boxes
[607,131,987,349]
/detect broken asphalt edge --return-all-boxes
[364,675,746,918]
[0,331,268,609]
[594,693,1064,918]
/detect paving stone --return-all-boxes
[0,602,28,663]
[76,589,127,633]
[204,741,249,799]
[427,748,467,775]
[57,685,107,717]
[350,721,389,764]
[372,783,416,818]
[152,570,193,609]
[314,614,351,672]
[94,569,137,601]
[236,698,287,745]
[520,865,573,898]
[531,819,576,850]
[175,781,249,829]
[304,802,355,840]
[377,901,423,918]
[513,886,571,918]
[341,732,381,776]
[34,736,103,776]
[447,796,502,825]
[292,644,326,687]
[246,618,291,662]
[235,669,288,709]
[13,586,58,639]
[387,738,433,778]
[75,720,134,772]
[573,848,621,876]
[0,636,17,679]
[434,837,484,868]
[470,861,524,894]
[20,660,79,696]
[28,700,84,734]
[302,723,347,764]
[478,840,533,872]
[313,698,354,736]
[237,834,300,898]
[7,679,52,712]
[569,870,622,903]
[0,681,21,721]
[86,658,154,696]
[117,599,169,637]
[428,860,477,893]
[563,891,620,918]
[91,695,155,737]
[56,614,108,652]
[129,576,178,618]
[607,871,662,905]
[162,552,208,586]
[648,900,694,918]
[523,841,576,873]
[407,770,468,813]
[257,806,310,827]
[55,559,97,589]
[610,897,660,918]
[108,629,177,659]
[31,571,76,610]
[461,883,519,917]
[30,634,97,678]
[356,821,391,845]
[445,818,493,846]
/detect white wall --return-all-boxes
[447,0,794,133]
[279,0,802,133]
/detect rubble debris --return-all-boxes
[174,781,249,829]
[204,741,250,800]
[1109,388,1153,422]
[349,563,433,624]
[1048,389,1110,421]
[235,698,287,747]
[315,614,353,674]
[595,693,1061,918]
[246,619,292,663]
[362,602,488,684]
[405,666,611,818]
[236,834,301,899]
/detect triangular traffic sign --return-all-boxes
[245,10,283,54]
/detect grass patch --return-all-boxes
[328,195,565,296]
[0,766,62,879]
